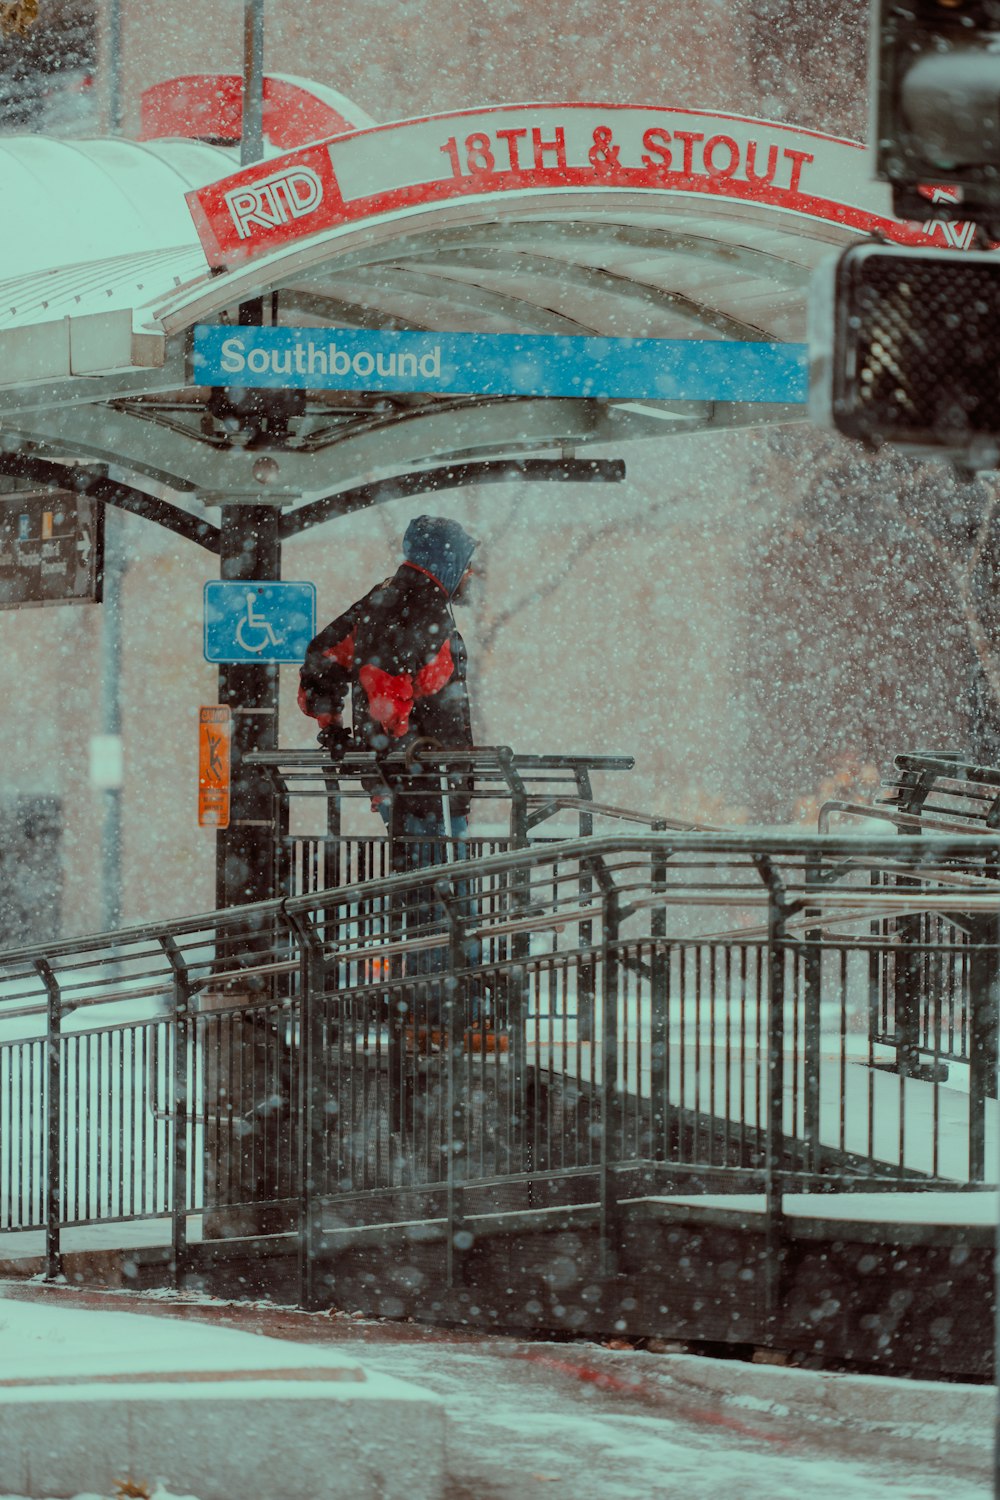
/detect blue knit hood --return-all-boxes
[403,515,478,597]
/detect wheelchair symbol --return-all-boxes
[235,590,284,655]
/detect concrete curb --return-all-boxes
[0,1381,447,1500]
[654,1352,995,1443]
[0,1291,447,1500]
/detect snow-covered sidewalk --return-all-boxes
[0,1284,992,1499]
[0,1292,445,1500]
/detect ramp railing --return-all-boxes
[0,831,997,1314]
[244,745,637,902]
[820,751,1000,1084]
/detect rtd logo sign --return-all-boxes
[224,166,324,240]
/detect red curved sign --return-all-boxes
[186,103,971,271]
[142,74,364,151]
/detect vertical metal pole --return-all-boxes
[162,936,190,1288]
[241,0,265,166]
[387,795,406,1138]
[37,960,61,1281]
[498,746,528,851]
[756,857,786,1335]
[270,764,291,903]
[891,778,930,1079]
[893,910,924,1079]
[575,768,596,1045]
[216,2,271,914]
[325,771,342,845]
[438,877,467,1291]
[498,748,530,1170]
[107,0,122,134]
[969,915,999,1183]
[216,505,281,911]
[649,825,669,1165]
[803,854,822,1176]
[286,909,326,1311]
[297,936,314,1310]
[99,508,123,932]
[599,887,620,1279]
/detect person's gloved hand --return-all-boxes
[317,724,354,761]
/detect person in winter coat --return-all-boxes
[298,516,482,1011]
[298,513,478,819]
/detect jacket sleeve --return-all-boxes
[298,605,358,731]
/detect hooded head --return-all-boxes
[403,515,478,597]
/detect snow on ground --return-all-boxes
[309,1336,992,1500]
[0,1286,992,1499]
[0,1294,365,1381]
[0,1291,440,1500]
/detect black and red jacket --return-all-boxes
[298,562,474,815]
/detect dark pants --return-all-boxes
[379,805,482,1022]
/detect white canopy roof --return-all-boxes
[0,101,967,512]
[0,135,232,282]
[0,103,919,376]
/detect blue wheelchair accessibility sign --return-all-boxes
[203,581,316,664]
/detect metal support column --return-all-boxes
[216,504,281,911]
[214,6,274,909]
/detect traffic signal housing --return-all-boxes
[872,0,1000,232]
[810,242,1000,465]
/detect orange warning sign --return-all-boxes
[198,705,231,828]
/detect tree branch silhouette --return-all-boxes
[477,494,679,655]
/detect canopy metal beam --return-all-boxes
[0,451,632,551]
[0,394,684,500]
[280,279,598,335]
[0,453,220,551]
[281,457,627,538]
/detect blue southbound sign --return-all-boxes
[204,580,316,664]
[192,326,807,404]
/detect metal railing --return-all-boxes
[246,745,636,904]
[1,830,998,1316]
[820,752,1000,1082]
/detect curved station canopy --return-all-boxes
[0,91,974,539]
